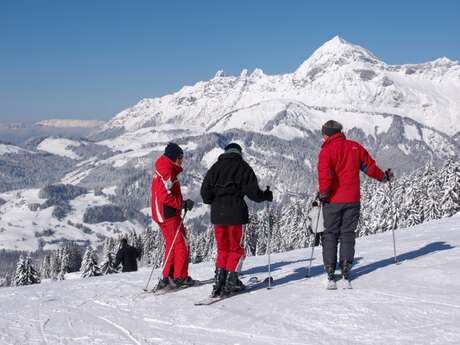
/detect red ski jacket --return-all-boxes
[151,155,183,224]
[317,133,385,203]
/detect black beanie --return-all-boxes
[164,143,184,161]
[224,142,243,153]
[321,120,343,136]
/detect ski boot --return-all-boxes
[211,268,227,298]
[172,276,196,288]
[340,261,353,289]
[325,265,337,290]
[154,277,171,292]
[222,271,245,296]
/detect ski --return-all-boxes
[148,278,213,296]
[194,278,263,306]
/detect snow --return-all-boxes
[0,143,25,155]
[404,123,421,141]
[0,190,141,251]
[201,147,223,169]
[37,138,82,160]
[101,36,460,138]
[1,216,460,344]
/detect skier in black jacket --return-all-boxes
[115,238,141,272]
[201,143,273,297]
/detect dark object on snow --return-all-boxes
[321,120,343,137]
[200,150,269,225]
[164,142,183,162]
[115,239,141,272]
[83,205,127,224]
[0,198,6,207]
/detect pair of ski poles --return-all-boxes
[306,178,399,278]
[143,209,188,292]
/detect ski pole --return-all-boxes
[306,201,322,278]
[388,178,399,264]
[143,209,188,292]
[263,187,273,289]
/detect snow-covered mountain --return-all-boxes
[101,36,460,136]
[1,215,460,344]
[1,36,459,252]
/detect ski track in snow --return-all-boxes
[1,216,460,344]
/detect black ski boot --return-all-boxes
[340,261,352,281]
[154,277,171,291]
[172,276,196,288]
[325,265,337,290]
[211,268,227,298]
[222,271,244,296]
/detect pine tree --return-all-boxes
[40,254,52,279]
[80,247,101,278]
[100,252,118,275]
[14,255,40,286]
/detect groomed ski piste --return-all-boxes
[1,214,460,345]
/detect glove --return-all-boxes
[316,191,329,203]
[263,187,273,202]
[182,199,194,211]
[381,169,394,183]
[311,201,319,207]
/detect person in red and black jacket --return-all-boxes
[317,120,393,284]
[201,143,273,297]
[151,143,195,290]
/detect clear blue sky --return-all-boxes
[1,0,459,123]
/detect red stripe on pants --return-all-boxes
[160,217,189,279]
[214,225,245,272]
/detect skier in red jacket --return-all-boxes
[151,143,195,290]
[317,120,393,287]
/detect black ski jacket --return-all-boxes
[115,244,140,272]
[200,152,267,225]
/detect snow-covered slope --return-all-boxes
[0,189,141,251]
[37,138,83,160]
[102,36,460,136]
[1,215,460,345]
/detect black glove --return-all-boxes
[182,199,194,211]
[263,187,273,202]
[316,191,329,203]
[381,169,394,183]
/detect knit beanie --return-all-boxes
[164,143,184,161]
[224,143,243,153]
[321,120,343,136]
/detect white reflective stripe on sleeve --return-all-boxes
[152,177,164,223]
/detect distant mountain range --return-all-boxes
[1,36,459,252]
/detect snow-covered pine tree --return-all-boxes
[14,255,40,286]
[58,247,71,280]
[40,254,52,279]
[80,247,101,278]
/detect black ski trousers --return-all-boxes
[322,202,360,270]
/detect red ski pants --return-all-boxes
[214,225,245,272]
[159,217,189,279]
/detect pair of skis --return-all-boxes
[327,276,353,290]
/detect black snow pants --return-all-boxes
[322,202,361,270]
